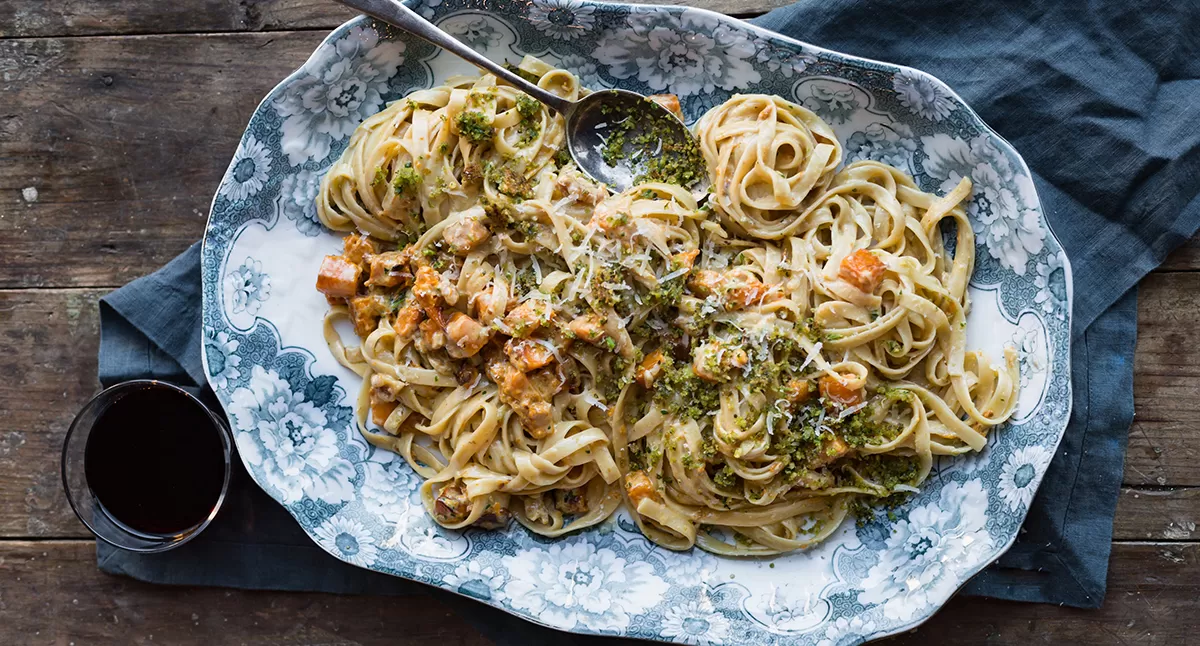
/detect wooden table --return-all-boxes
[3,2,1198,643]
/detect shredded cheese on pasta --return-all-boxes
[313,58,1019,555]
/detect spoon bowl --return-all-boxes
[566,89,710,197]
[336,0,708,196]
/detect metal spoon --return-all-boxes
[335,0,709,196]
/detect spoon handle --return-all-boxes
[335,0,575,115]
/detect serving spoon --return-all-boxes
[334,0,709,196]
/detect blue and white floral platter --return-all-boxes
[200,1,1074,643]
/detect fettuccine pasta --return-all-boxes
[313,57,1018,555]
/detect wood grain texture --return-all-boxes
[0,539,1196,645]
[0,33,331,289]
[0,289,103,538]
[1115,488,1200,541]
[0,0,782,39]
[1129,272,1200,486]
[0,540,493,646]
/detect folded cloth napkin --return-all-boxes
[95,0,1200,640]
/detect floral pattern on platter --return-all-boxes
[801,84,860,125]
[857,480,993,622]
[444,560,508,602]
[816,617,878,646]
[415,0,443,19]
[747,583,831,633]
[228,365,355,505]
[444,16,504,52]
[277,168,325,236]
[394,510,470,560]
[593,9,761,98]
[314,516,380,568]
[203,327,241,390]
[528,0,596,40]
[892,68,955,122]
[220,135,272,202]
[200,3,1074,644]
[501,535,669,632]
[844,123,918,174]
[753,39,816,79]
[661,597,732,645]
[557,53,607,89]
[274,26,405,166]
[360,450,420,519]
[921,133,1046,274]
[1034,252,1069,319]
[998,445,1054,512]
[661,546,718,586]
[224,257,272,315]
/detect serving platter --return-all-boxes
[200,1,1074,643]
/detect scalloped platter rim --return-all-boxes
[199,1,1075,644]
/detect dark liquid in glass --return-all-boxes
[83,387,226,536]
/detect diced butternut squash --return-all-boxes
[442,211,491,253]
[808,435,850,469]
[433,485,470,524]
[687,269,778,309]
[366,251,413,289]
[568,313,608,344]
[487,359,554,438]
[819,374,863,407]
[782,378,813,403]
[444,311,491,358]
[687,270,723,297]
[839,249,887,293]
[692,342,748,383]
[647,94,683,120]
[370,399,399,427]
[412,265,442,311]
[623,471,660,506]
[418,318,446,351]
[503,299,554,337]
[505,338,556,372]
[316,255,361,298]
[348,294,388,336]
[392,302,423,338]
[672,249,699,271]
[343,233,377,265]
[635,349,666,388]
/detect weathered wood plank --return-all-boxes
[0,0,781,39]
[1115,487,1200,541]
[1128,272,1200,486]
[0,289,103,538]
[1,540,1196,645]
[0,33,333,288]
[0,540,493,645]
[5,284,1200,536]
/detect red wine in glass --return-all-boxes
[63,381,232,551]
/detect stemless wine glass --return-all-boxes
[61,380,233,552]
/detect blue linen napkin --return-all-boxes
[93,0,1200,640]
